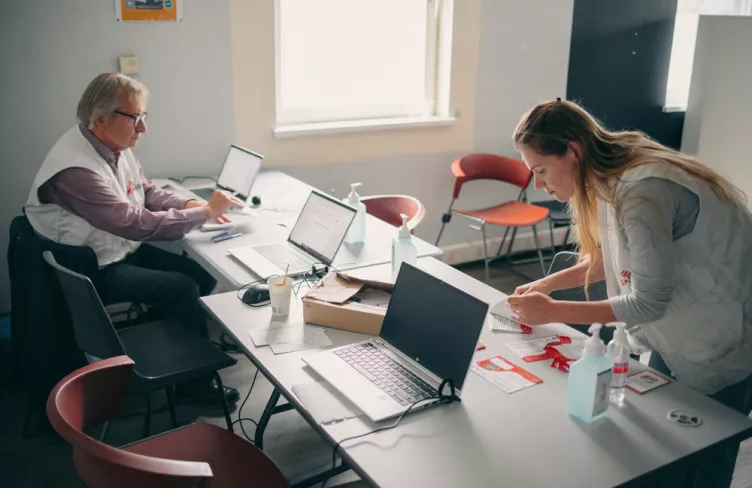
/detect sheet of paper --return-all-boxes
[269,327,333,354]
[249,325,303,347]
[550,340,586,360]
[506,336,561,360]
[626,370,671,394]
[470,355,542,394]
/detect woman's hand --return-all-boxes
[506,292,558,326]
[514,278,552,296]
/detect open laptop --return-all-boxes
[190,145,264,202]
[303,263,489,422]
[228,190,357,277]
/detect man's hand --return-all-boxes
[506,292,558,326]
[203,190,244,222]
[184,200,202,209]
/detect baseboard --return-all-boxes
[439,227,569,266]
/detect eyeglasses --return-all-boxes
[113,109,148,126]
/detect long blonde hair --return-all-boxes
[513,99,744,292]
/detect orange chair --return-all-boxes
[360,194,426,231]
[435,153,553,282]
[47,356,288,488]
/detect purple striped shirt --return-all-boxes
[37,125,206,241]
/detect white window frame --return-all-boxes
[273,0,455,138]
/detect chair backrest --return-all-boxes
[451,154,533,199]
[42,251,126,362]
[46,356,213,487]
[360,194,426,231]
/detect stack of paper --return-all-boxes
[487,300,532,334]
[248,323,333,354]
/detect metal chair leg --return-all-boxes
[507,227,519,255]
[256,388,282,450]
[548,218,556,259]
[531,225,546,276]
[495,226,512,258]
[213,373,234,433]
[435,221,447,246]
[142,394,151,438]
[481,223,490,284]
[166,387,178,428]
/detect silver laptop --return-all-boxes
[303,263,489,422]
[228,190,357,277]
[191,145,264,202]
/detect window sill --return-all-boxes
[273,115,457,138]
[662,105,687,113]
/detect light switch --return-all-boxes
[119,56,139,75]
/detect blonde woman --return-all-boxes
[507,99,752,487]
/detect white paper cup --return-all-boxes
[267,276,293,316]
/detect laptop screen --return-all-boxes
[288,191,357,264]
[217,145,263,199]
[379,264,489,391]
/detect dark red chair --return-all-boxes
[360,194,426,231]
[435,153,554,282]
[46,356,288,488]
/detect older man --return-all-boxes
[25,72,240,407]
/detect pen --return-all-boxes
[212,232,243,243]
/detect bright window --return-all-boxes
[665,0,752,110]
[275,0,453,127]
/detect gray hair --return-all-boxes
[76,73,148,128]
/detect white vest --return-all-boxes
[599,163,752,394]
[25,125,145,267]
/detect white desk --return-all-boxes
[201,257,752,487]
[154,171,442,290]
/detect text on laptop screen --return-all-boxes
[288,192,356,263]
[379,264,489,391]
[217,146,263,198]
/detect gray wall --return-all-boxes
[0,0,235,312]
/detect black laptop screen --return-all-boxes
[379,264,489,391]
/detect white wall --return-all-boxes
[0,0,235,312]
[682,16,752,200]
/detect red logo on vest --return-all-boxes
[126,181,136,196]
[620,269,632,286]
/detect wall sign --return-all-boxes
[115,0,182,23]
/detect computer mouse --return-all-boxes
[242,283,270,305]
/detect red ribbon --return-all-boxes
[544,342,577,372]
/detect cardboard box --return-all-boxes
[302,271,394,336]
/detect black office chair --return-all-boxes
[547,251,613,343]
[534,200,572,249]
[42,251,237,438]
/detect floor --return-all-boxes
[2,260,751,487]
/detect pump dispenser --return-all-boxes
[565,323,614,422]
[606,322,631,404]
[344,183,366,244]
[391,213,417,280]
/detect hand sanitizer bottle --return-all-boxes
[566,323,614,423]
[343,182,366,244]
[606,322,631,405]
[391,213,417,280]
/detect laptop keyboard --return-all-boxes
[254,243,312,275]
[191,187,216,201]
[336,342,436,406]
